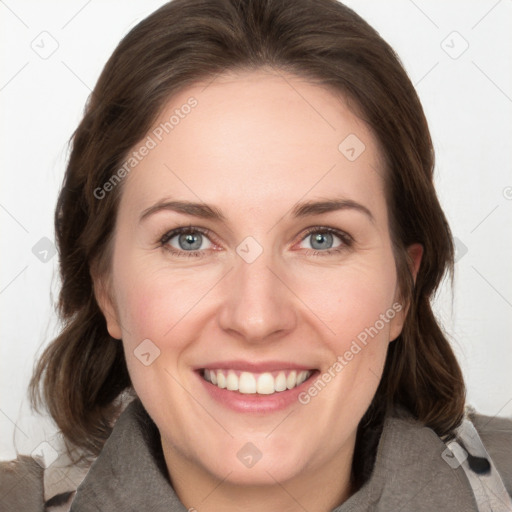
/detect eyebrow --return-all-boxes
[139,198,374,223]
[290,198,374,223]
[140,200,226,222]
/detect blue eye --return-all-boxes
[176,232,205,251]
[160,225,352,258]
[161,227,213,255]
[299,228,349,254]
[309,232,335,250]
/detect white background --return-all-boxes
[1,0,511,460]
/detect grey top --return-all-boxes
[67,398,512,512]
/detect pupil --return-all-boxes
[179,232,202,250]
[311,232,333,250]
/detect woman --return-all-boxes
[3,0,511,510]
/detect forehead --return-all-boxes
[119,69,386,221]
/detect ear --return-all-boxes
[92,276,123,340]
[407,243,423,283]
[389,243,423,342]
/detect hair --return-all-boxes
[30,0,465,490]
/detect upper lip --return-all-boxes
[195,360,317,373]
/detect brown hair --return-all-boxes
[30,0,465,488]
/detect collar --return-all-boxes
[332,410,479,511]
[70,399,187,511]
[71,399,480,512]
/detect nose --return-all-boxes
[217,250,297,343]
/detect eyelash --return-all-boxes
[159,225,353,258]
[160,226,214,258]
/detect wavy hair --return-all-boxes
[30,0,465,489]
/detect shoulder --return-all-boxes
[42,448,92,512]
[469,410,512,495]
[0,449,92,512]
[1,394,135,511]
[0,456,44,511]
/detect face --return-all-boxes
[97,69,418,491]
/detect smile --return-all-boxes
[201,368,313,395]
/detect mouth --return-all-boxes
[199,368,317,395]
[194,360,321,413]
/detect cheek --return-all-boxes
[114,270,200,342]
[291,254,399,348]
[111,254,223,355]
[111,263,214,413]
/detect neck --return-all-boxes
[161,436,356,512]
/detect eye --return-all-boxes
[297,227,352,255]
[161,227,213,256]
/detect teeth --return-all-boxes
[217,371,226,389]
[203,369,312,395]
[297,370,309,386]
[286,370,297,389]
[239,372,257,394]
[275,371,287,392]
[256,373,275,395]
[226,370,238,391]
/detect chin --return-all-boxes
[208,454,307,487]
[199,435,310,486]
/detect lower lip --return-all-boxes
[195,370,318,413]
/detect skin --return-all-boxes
[96,68,422,512]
